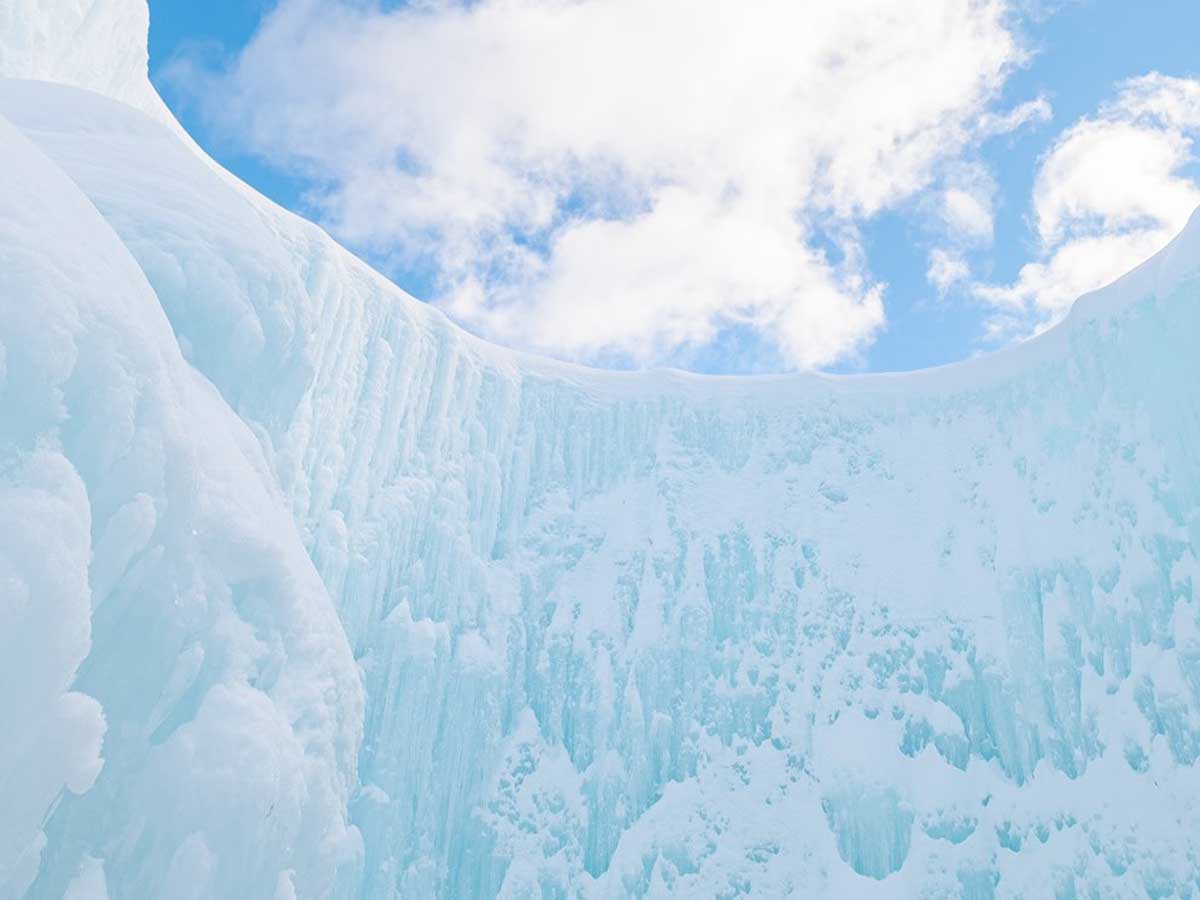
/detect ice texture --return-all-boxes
[4,2,1200,897]
[0,76,360,900]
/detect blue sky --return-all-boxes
[149,0,1200,374]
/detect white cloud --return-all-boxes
[176,0,1033,369]
[942,188,994,243]
[937,162,999,246]
[978,73,1200,335]
[928,248,971,294]
[925,162,998,294]
[977,95,1052,137]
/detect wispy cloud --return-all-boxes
[170,0,1037,370]
[976,73,1200,337]
[928,248,971,294]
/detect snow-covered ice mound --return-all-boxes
[0,92,361,900]
[3,2,1200,897]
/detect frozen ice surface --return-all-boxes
[4,2,1200,897]
[0,72,360,900]
[0,0,170,125]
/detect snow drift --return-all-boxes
[3,1,1200,897]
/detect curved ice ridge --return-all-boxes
[3,2,1200,898]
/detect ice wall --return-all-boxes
[4,2,1200,897]
[0,0,169,125]
[0,92,361,900]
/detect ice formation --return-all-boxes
[3,2,1200,898]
